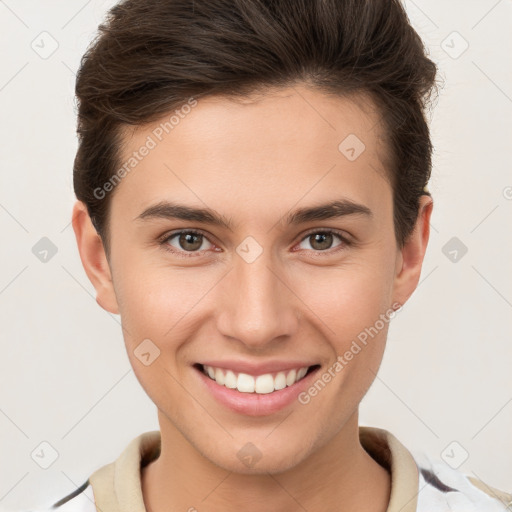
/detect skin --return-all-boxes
[72,84,433,512]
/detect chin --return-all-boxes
[203,439,310,476]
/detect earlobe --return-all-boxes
[391,195,434,307]
[71,201,120,315]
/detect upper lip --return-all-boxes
[196,359,318,376]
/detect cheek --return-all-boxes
[114,267,198,412]
[114,263,218,347]
[296,258,395,340]
[112,247,170,313]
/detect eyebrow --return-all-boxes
[134,199,373,230]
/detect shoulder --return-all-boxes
[28,480,96,512]
[413,452,512,511]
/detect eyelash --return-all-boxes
[157,228,352,258]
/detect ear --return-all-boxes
[71,200,119,314]
[391,195,434,308]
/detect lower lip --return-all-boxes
[194,365,320,416]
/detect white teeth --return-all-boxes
[202,365,311,394]
[255,374,274,394]
[296,367,308,380]
[286,369,297,386]
[224,370,237,389]
[214,367,225,385]
[237,373,255,393]
[274,372,287,391]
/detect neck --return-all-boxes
[141,411,391,512]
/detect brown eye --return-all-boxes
[164,231,214,253]
[178,232,203,251]
[297,231,347,252]
[310,232,334,251]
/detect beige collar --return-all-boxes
[360,426,419,512]
[89,426,419,512]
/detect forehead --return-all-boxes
[112,85,391,224]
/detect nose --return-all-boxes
[216,248,299,350]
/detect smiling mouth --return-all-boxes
[194,363,320,395]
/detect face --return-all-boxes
[73,84,432,474]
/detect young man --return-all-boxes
[40,0,511,510]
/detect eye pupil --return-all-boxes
[310,232,333,251]
[180,232,202,251]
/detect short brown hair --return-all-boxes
[73,0,439,258]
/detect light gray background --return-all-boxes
[0,0,511,510]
